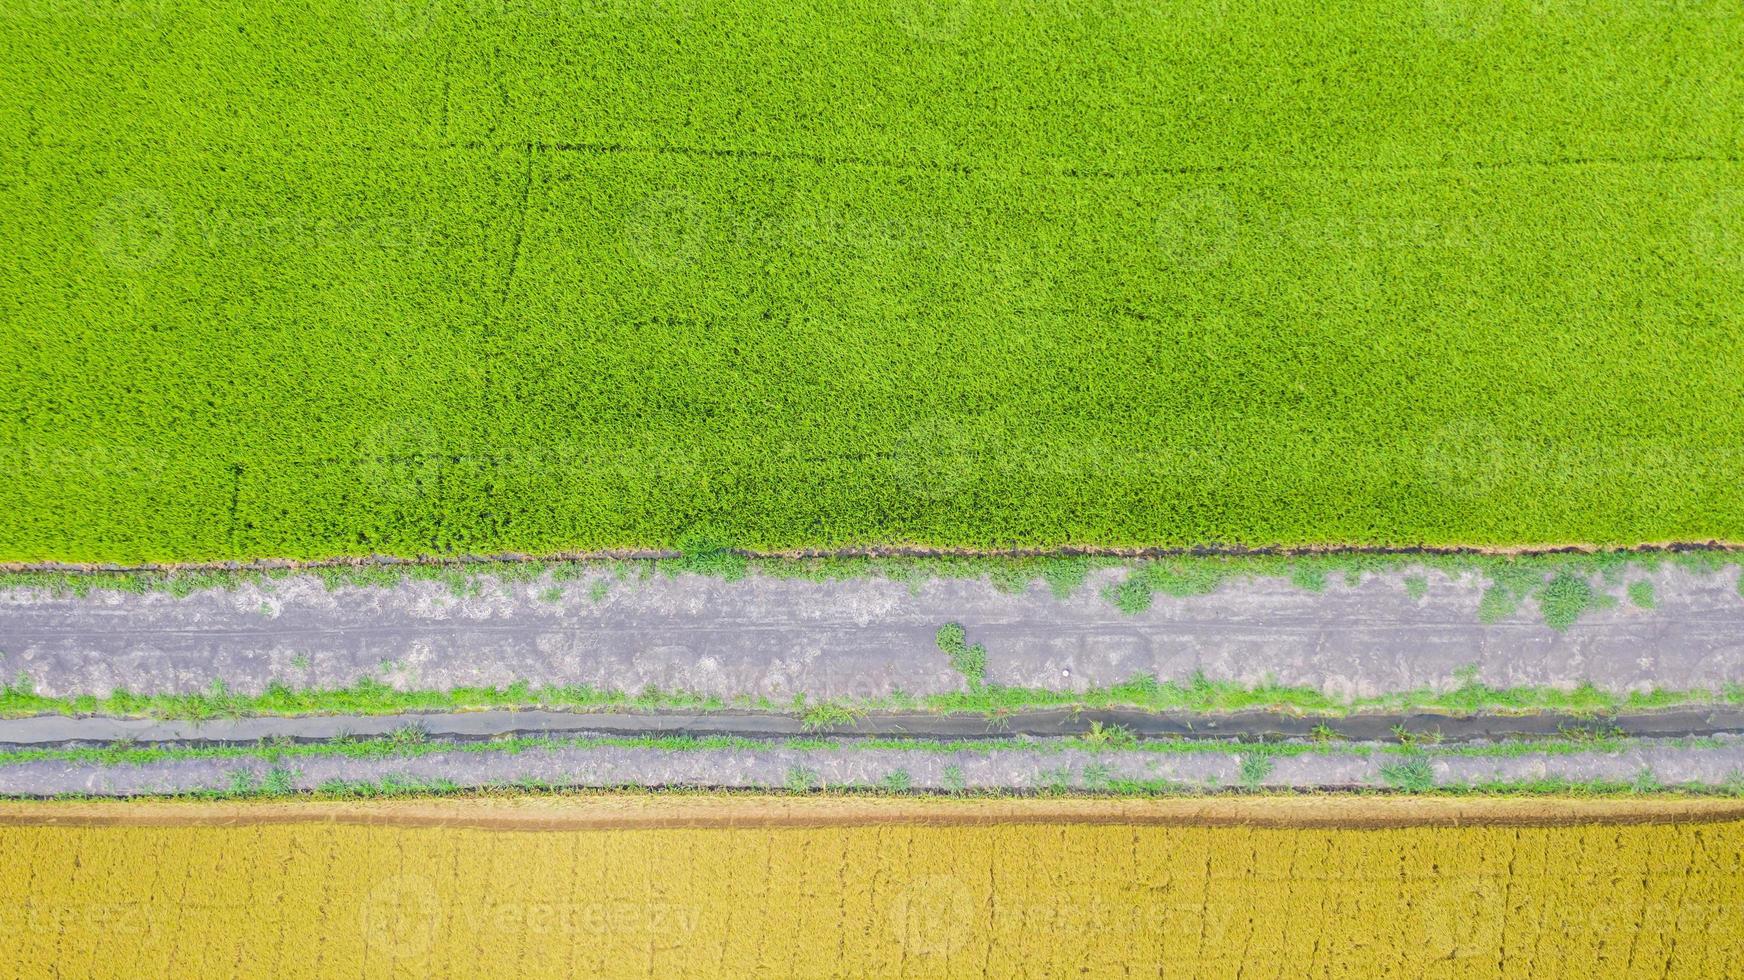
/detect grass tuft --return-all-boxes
[1627,580,1656,609]
[800,702,862,731]
[1380,757,1436,793]
[1106,576,1155,614]
[1477,584,1518,623]
[669,531,748,582]
[1403,574,1428,601]
[935,623,988,690]
[1079,721,1138,751]
[1238,753,1274,789]
[1536,573,1610,631]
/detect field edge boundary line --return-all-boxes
[5,795,1744,831]
[5,540,1743,576]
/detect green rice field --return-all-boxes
[3,0,1742,561]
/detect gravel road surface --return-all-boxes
[1,564,1740,701]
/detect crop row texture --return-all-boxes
[3,816,1742,976]
[3,1,1742,560]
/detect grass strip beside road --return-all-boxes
[0,674,1735,722]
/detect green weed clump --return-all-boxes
[935,623,988,689]
[1536,573,1614,631]
[1105,577,1156,615]
[1238,753,1275,789]
[800,701,862,731]
[1627,580,1657,609]
[1081,722,1138,751]
[879,769,912,793]
[1379,757,1436,793]
[667,531,748,582]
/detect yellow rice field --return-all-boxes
[2,796,1742,978]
